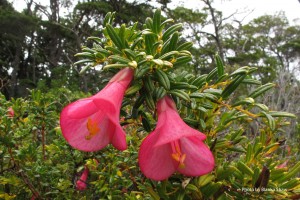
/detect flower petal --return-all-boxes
[138,132,176,181]
[61,105,112,151]
[177,136,215,176]
[111,124,127,151]
[65,98,97,119]
[155,111,206,146]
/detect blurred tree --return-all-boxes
[1,0,155,98]
[0,0,37,97]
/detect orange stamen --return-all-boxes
[85,118,100,140]
[171,141,186,168]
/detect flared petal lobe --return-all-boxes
[60,67,134,152]
[138,130,176,181]
[138,96,215,181]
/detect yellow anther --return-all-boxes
[171,141,186,169]
[85,118,100,140]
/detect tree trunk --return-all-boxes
[10,46,21,98]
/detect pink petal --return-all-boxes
[92,98,119,119]
[64,98,97,119]
[61,102,112,151]
[138,131,176,181]
[108,67,134,85]
[155,107,206,145]
[76,167,89,191]
[177,136,215,176]
[76,180,87,191]
[111,125,127,151]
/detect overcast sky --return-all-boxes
[11,0,300,24]
[170,0,300,24]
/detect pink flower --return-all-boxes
[60,67,134,151]
[7,107,14,118]
[76,166,89,191]
[138,96,215,181]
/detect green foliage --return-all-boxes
[1,7,299,200]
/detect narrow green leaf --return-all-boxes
[169,89,190,101]
[206,68,218,82]
[249,83,275,99]
[237,161,254,176]
[145,34,156,55]
[191,74,208,87]
[153,87,167,100]
[106,24,124,49]
[190,92,205,99]
[105,46,123,54]
[215,73,228,83]
[268,111,296,118]
[221,74,247,99]
[74,59,93,66]
[232,97,255,107]
[103,63,128,70]
[280,179,300,189]
[203,88,222,96]
[260,111,276,131]
[125,83,142,95]
[118,24,126,47]
[215,54,224,77]
[245,145,252,163]
[145,17,153,30]
[242,78,261,85]
[108,55,131,63]
[141,111,152,132]
[156,69,170,90]
[173,56,192,66]
[133,95,145,110]
[103,12,114,25]
[162,23,182,41]
[146,187,160,200]
[253,103,269,111]
[171,82,198,90]
[145,92,155,110]
[186,184,199,192]
[123,49,137,59]
[79,64,91,74]
[152,59,164,66]
[130,37,143,50]
[144,76,155,92]
[200,182,222,198]
[167,32,179,51]
[158,51,179,60]
[152,9,161,34]
[82,47,97,53]
[229,66,253,77]
[135,65,150,79]
[75,52,94,58]
[160,18,174,29]
[177,42,193,51]
[183,118,198,127]
[197,174,215,187]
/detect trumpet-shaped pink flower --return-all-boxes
[60,67,134,151]
[76,166,89,191]
[138,96,215,181]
